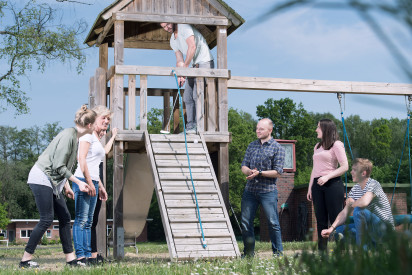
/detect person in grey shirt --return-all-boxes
[160,23,214,134]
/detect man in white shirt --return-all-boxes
[160,23,214,134]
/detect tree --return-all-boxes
[0,0,87,114]
[0,201,9,230]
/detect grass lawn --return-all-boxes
[0,236,410,274]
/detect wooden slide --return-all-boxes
[144,132,240,260]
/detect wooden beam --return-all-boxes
[112,141,124,259]
[112,74,124,130]
[140,75,148,130]
[115,65,229,78]
[114,20,124,65]
[99,43,109,71]
[163,92,171,132]
[207,0,243,26]
[89,76,95,108]
[102,0,133,20]
[106,66,115,81]
[115,12,229,26]
[227,76,412,96]
[196,77,205,132]
[128,75,136,130]
[96,17,114,47]
[95,67,106,106]
[217,26,228,132]
[206,78,217,132]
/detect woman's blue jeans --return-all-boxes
[72,177,99,258]
[335,207,387,247]
[241,189,283,256]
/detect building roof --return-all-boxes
[84,0,244,50]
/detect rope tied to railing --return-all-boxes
[171,70,207,248]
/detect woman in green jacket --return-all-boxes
[19,105,97,268]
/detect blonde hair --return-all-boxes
[74,105,97,127]
[92,105,113,118]
[353,158,373,177]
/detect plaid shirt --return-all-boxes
[241,138,285,193]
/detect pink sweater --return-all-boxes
[312,140,347,178]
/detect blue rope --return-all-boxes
[172,70,207,248]
[341,112,354,198]
[391,114,410,205]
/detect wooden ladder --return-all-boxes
[144,132,240,260]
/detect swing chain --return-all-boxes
[406,95,412,116]
[337,93,345,115]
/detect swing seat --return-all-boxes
[345,214,412,226]
[394,214,412,226]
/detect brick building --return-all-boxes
[1,219,148,244]
[260,173,409,242]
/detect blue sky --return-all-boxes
[1,0,411,129]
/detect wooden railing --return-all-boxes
[89,65,230,134]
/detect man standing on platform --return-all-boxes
[240,118,285,257]
[160,23,214,134]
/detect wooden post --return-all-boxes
[99,43,109,71]
[113,141,124,259]
[173,92,180,134]
[128,75,136,130]
[206,78,216,132]
[140,75,148,130]
[89,77,96,108]
[163,92,170,132]
[112,18,125,259]
[216,25,229,209]
[196,77,205,132]
[95,68,106,106]
[97,43,108,259]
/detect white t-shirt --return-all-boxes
[348,178,394,227]
[27,164,66,195]
[170,24,213,65]
[74,133,105,181]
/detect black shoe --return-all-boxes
[87,257,98,265]
[96,254,110,264]
[66,258,87,267]
[19,260,39,268]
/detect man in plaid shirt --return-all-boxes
[241,118,285,257]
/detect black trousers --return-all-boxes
[26,184,73,254]
[311,176,344,251]
[90,162,103,254]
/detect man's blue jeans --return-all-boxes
[241,189,283,256]
[72,177,99,258]
[335,207,387,247]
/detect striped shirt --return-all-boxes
[348,178,394,227]
[241,138,285,193]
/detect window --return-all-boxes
[107,225,112,236]
[53,225,59,230]
[20,230,33,238]
[0,229,6,238]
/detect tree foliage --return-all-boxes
[0,0,87,114]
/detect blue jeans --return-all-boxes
[335,207,387,247]
[241,189,283,256]
[72,178,99,258]
[183,60,214,130]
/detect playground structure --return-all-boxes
[85,0,412,260]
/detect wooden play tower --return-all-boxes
[85,0,244,260]
[85,0,412,262]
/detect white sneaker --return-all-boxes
[186,128,197,134]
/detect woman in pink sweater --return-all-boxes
[307,119,348,251]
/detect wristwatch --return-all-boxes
[259,169,262,176]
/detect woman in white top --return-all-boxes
[72,105,117,264]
